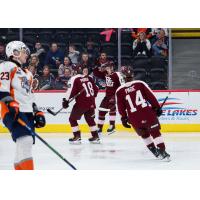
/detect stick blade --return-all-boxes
[47,108,56,116]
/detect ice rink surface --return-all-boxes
[1,132,200,170]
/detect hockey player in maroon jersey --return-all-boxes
[116,67,170,161]
[93,61,124,135]
[62,66,100,144]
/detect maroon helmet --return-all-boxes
[120,65,134,82]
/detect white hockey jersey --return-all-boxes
[0,61,35,112]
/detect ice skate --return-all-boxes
[88,136,101,144]
[148,146,160,158]
[107,124,116,135]
[89,132,101,144]
[158,149,171,162]
[69,136,81,144]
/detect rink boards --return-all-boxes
[1,90,200,133]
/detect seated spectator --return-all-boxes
[95,52,109,67]
[31,42,46,70]
[45,42,64,69]
[152,29,168,57]
[152,28,169,36]
[85,41,98,62]
[77,53,93,74]
[68,44,80,64]
[132,32,151,57]
[93,52,109,89]
[55,68,72,90]
[0,42,6,62]
[58,56,73,77]
[38,65,55,90]
[28,65,40,90]
[29,55,39,70]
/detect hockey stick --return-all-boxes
[47,88,85,116]
[17,118,77,170]
[160,95,169,109]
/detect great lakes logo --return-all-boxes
[158,97,198,121]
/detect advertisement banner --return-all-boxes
[34,91,200,125]
[1,90,200,133]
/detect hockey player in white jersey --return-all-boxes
[0,41,46,170]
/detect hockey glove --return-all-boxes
[121,116,131,128]
[34,111,46,128]
[32,103,46,128]
[1,100,19,130]
[62,98,69,109]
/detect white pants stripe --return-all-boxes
[72,126,80,132]
[109,115,116,121]
[90,126,97,132]
[154,136,164,146]
[143,136,154,146]
[98,120,105,125]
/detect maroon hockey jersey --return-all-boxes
[116,80,161,129]
[65,74,98,109]
[93,67,124,98]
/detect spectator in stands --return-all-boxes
[93,52,109,89]
[28,65,40,90]
[55,68,72,90]
[38,65,55,90]
[152,29,168,57]
[0,42,6,62]
[31,42,46,70]
[77,53,93,74]
[85,41,99,62]
[68,44,80,64]
[58,56,73,77]
[152,28,169,36]
[45,42,64,69]
[95,52,109,67]
[29,55,39,70]
[132,32,151,57]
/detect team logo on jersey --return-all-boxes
[106,77,114,87]
[16,68,22,75]
[18,76,32,93]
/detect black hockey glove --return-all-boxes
[34,111,46,128]
[62,98,69,109]
[121,116,131,128]
[32,103,46,128]
[154,107,163,117]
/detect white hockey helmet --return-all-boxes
[6,41,30,58]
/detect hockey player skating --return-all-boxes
[0,41,46,170]
[93,61,124,135]
[62,67,100,144]
[116,68,170,161]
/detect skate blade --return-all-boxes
[107,130,116,135]
[159,155,171,162]
[89,140,101,144]
[69,140,82,145]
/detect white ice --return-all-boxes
[0,132,200,170]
